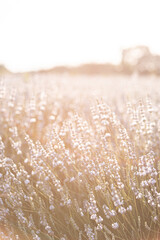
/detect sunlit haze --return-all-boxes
[0,0,160,72]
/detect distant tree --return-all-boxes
[121,46,151,73]
[137,54,160,75]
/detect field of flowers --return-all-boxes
[0,74,160,240]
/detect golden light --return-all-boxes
[0,0,160,72]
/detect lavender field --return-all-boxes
[0,74,160,240]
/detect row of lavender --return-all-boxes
[0,75,160,239]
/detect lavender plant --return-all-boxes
[0,75,160,240]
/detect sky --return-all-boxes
[0,0,160,72]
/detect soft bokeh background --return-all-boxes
[0,0,160,72]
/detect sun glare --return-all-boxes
[0,0,160,72]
